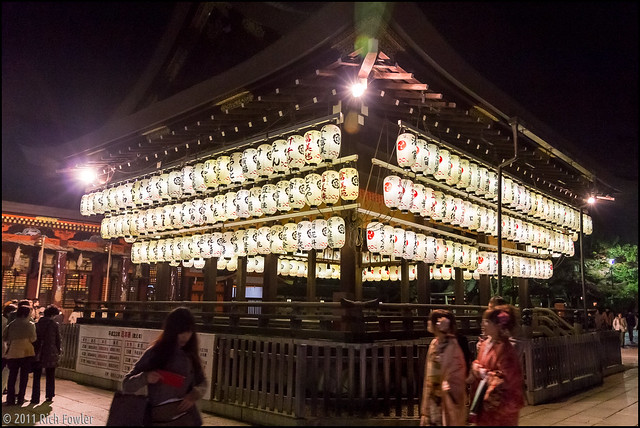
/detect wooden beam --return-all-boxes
[378,82,428,91]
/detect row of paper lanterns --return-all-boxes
[81,124,343,216]
[99,170,357,243]
[383,175,592,234]
[130,216,346,265]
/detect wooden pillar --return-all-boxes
[307,250,317,302]
[236,256,247,302]
[417,262,430,315]
[51,251,67,307]
[400,259,409,303]
[89,255,105,302]
[454,267,465,305]
[479,275,491,307]
[518,278,530,309]
[203,257,218,301]
[118,256,131,301]
[340,214,361,300]
[263,254,278,302]
[137,264,150,301]
[154,263,172,301]
[25,250,39,300]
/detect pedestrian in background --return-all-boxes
[122,307,207,426]
[625,310,636,344]
[31,305,62,404]
[604,308,614,330]
[467,304,525,426]
[613,312,628,348]
[2,305,37,405]
[420,309,467,426]
[2,303,18,395]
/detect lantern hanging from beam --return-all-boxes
[393,228,405,258]
[272,139,289,174]
[410,183,425,215]
[287,134,306,172]
[304,129,322,166]
[431,191,445,221]
[283,222,298,253]
[203,159,218,189]
[381,224,395,256]
[305,173,323,208]
[403,230,416,260]
[260,184,278,215]
[339,167,359,201]
[229,152,245,184]
[225,191,238,220]
[411,138,429,174]
[181,166,196,196]
[398,179,414,214]
[193,163,207,193]
[257,226,271,255]
[465,162,479,194]
[424,143,439,176]
[320,124,341,163]
[383,175,403,210]
[435,238,446,265]
[246,228,258,256]
[321,170,340,206]
[486,170,498,200]
[270,224,285,255]
[289,177,306,211]
[233,229,247,257]
[434,148,451,181]
[234,190,250,219]
[366,222,384,254]
[215,155,231,187]
[421,187,435,218]
[254,256,265,273]
[313,218,328,250]
[457,159,471,189]
[414,233,426,261]
[327,216,345,249]
[446,154,461,186]
[248,186,263,218]
[242,148,259,182]
[168,170,183,199]
[475,166,488,196]
[275,180,292,213]
[396,132,417,171]
[298,219,313,252]
[257,144,273,178]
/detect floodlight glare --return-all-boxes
[77,168,97,184]
[351,79,367,97]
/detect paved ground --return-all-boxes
[1,337,637,426]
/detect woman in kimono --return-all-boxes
[420,309,467,426]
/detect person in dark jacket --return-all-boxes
[30,305,62,404]
[626,310,637,344]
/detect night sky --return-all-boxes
[2,2,637,243]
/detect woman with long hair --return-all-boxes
[468,304,525,426]
[122,307,207,426]
[420,309,467,426]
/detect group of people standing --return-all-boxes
[2,299,62,406]
[596,307,638,347]
[420,297,525,426]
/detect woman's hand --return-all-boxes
[146,371,162,384]
[471,361,487,379]
[176,392,197,412]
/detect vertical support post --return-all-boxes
[400,259,409,303]
[137,264,150,301]
[103,243,112,301]
[340,212,361,300]
[89,255,105,302]
[307,249,317,302]
[454,267,465,305]
[264,254,278,302]
[35,236,46,299]
[236,256,247,302]
[203,257,218,301]
[417,262,430,315]
[579,206,588,326]
[518,278,530,309]
[154,263,172,301]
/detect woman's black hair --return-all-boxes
[3,303,17,318]
[16,306,31,318]
[43,304,60,318]
[429,308,457,334]
[148,307,203,378]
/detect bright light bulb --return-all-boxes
[587,196,596,204]
[77,168,97,184]
[351,80,367,97]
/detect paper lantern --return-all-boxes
[256,144,273,178]
[216,257,227,270]
[283,222,298,253]
[260,184,278,215]
[452,242,464,267]
[139,241,150,264]
[202,198,215,225]
[486,171,498,200]
[457,159,471,189]
[244,228,258,256]
[100,217,111,239]
[131,242,142,263]
[381,266,390,281]
[421,187,435,218]
[188,234,202,259]
[168,170,183,199]
[396,132,417,170]
[469,247,478,270]
[272,139,289,174]
[235,189,251,219]
[434,148,451,181]
[289,177,306,210]
[465,162,479,194]
[443,194,456,224]
[194,199,206,226]
[373,266,383,282]
[434,238,446,264]
[212,195,226,223]
[431,191,445,221]
[477,251,490,274]
[248,186,263,218]
[242,148,259,182]
[403,230,416,260]
[105,187,118,213]
[113,184,126,212]
[411,138,428,174]
[90,192,103,214]
[313,218,328,250]
[305,173,323,208]
[286,134,306,172]
[221,231,235,259]
[254,256,265,273]
[433,266,442,280]
[414,233,426,261]
[145,209,157,235]
[279,258,291,276]
[80,194,91,216]
[393,228,405,258]
[275,180,292,213]
[192,163,207,194]
[216,156,231,187]
[229,152,245,184]
[233,229,247,257]
[475,166,488,196]
[320,124,341,162]
[366,222,384,253]
[410,183,425,215]
[424,143,439,176]
[327,216,345,249]
[452,198,465,226]
[122,182,135,208]
[339,167,359,201]
[226,256,238,272]
[383,175,403,210]
[381,224,395,256]
[476,206,487,233]
[181,166,196,197]
[398,179,414,214]
[304,129,322,166]
[390,266,399,281]
[446,154,461,186]
[270,224,285,255]
[443,240,455,266]
[203,159,218,189]
[298,219,313,252]
[257,226,271,255]
[129,182,142,208]
[225,191,238,220]
[321,170,340,206]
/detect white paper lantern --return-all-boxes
[283,222,298,253]
[381,224,395,256]
[217,257,227,270]
[431,191,445,221]
[248,187,263,218]
[477,251,490,274]
[321,170,340,206]
[446,154,461,186]
[411,138,428,174]
[272,139,289,174]
[433,266,442,280]
[181,166,196,197]
[383,175,403,210]
[256,144,273,178]
[381,266,390,281]
[139,241,150,264]
[225,191,238,220]
[423,143,439,176]
[106,187,119,213]
[434,238,446,264]
[403,230,416,260]
[192,163,207,194]
[305,173,323,208]
[304,129,322,166]
[145,209,158,234]
[298,220,313,252]
[453,242,464,267]
[465,162,479,194]
[443,240,455,265]
[475,167,488,196]
[390,266,399,281]
[366,222,384,253]
[216,156,231,187]
[396,132,417,170]
[203,159,218,189]
[434,148,451,181]
[80,194,91,216]
[275,180,291,213]
[443,194,456,224]
[453,198,465,226]
[414,233,426,261]
[286,134,306,172]
[270,225,285,255]
[339,167,359,201]
[279,258,291,276]
[457,159,471,189]
[313,218,328,250]
[393,228,405,258]
[202,197,216,225]
[131,242,142,263]
[221,231,235,259]
[229,152,245,184]
[235,189,251,219]
[320,124,341,162]
[486,171,498,200]
[226,256,238,272]
[213,195,226,223]
[254,256,265,273]
[289,177,306,210]
[167,170,182,199]
[398,179,414,214]
[257,227,271,255]
[233,229,247,257]
[327,216,345,249]
[113,184,126,212]
[139,180,153,207]
[246,228,258,256]
[410,183,426,215]
[421,187,435,218]
[260,184,277,215]
[242,148,259,182]
[442,266,452,281]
